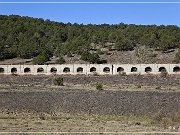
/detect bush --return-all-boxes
[173,49,180,63]
[96,83,103,91]
[32,52,49,65]
[56,56,65,64]
[53,76,64,86]
[81,52,100,63]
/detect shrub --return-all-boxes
[155,86,161,90]
[56,56,65,64]
[53,76,64,86]
[173,49,180,63]
[32,52,49,65]
[81,52,100,63]
[96,83,103,91]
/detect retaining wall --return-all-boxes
[0,64,180,75]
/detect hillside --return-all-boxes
[0,15,180,64]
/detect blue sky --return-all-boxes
[0,0,180,26]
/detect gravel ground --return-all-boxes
[0,75,179,115]
[0,90,180,115]
[0,75,180,133]
[0,74,179,86]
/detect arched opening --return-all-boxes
[0,68,4,74]
[77,67,83,73]
[131,67,137,72]
[11,67,17,74]
[173,66,180,72]
[103,67,110,73]
[37,67,44,73]
[24,67,31,73]
[159,67,166,72]
[145,67,152,73]
[90,67,96,72]
[117,67,124,73]
[63,67,70,73]
[50,67,57,73]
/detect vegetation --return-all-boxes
[32,51,49,64]
[173,49,180,63]
[80,52,100,63]
[0,15,180,63]
[96,83,103,91]
[53,76,64,86]
[152,111,180,129]
[55,56,65,64]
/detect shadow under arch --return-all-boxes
[11,67,17,74]
[63,67,70,73]
[90,67,96,72]
[173,66,180,72]
[24,67,31,73]
[50,67,57,73]
[131,67,137,72]
[145,67,152,73]
[158,67,166,72]
[37,67,44,73]
[103,67,110,73]
[117,67,124,73]
[0,68,4,74]
[77,67,83,73]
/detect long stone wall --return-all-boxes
[0,64,180,75]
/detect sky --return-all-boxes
[0,0,180,26]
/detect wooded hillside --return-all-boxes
[0,15,180,64]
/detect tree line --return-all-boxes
[0,15,180,64]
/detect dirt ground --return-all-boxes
[0,112,178,133]
[0,75,180,134]
[0,48,177,65]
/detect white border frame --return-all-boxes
[0,1,180,134]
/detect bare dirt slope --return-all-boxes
[0,48,177,65]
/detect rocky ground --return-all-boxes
[0,74,180,133]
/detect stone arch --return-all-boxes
[90,67,96,72]
[173,66,180,72]
[50,67,57,73]
[131,67,137,72]
[145,67,152,73]
[63,67,70,73]
[159,67,166,72]
[117,67,124,73]
[103,67,110,73]
[37,67,44,73]
[0,68,4,74]
[24,67,31,73]
[77,67,83,73]
[11,67,17,74]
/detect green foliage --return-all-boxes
[96,83,103,91]
[173,49,180,63]
[55,56,65,64]
[32,51,49,65]
[0,15,180,61]
[81,52,100,63]
[115,39,135,51]
[53,76,64,86]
